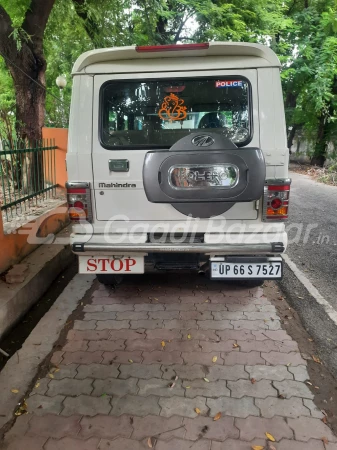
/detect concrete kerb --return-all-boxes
[0,274,95,431]
[280,254,337,378]
[0,229,74,340]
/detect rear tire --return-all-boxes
[96,274,124,286]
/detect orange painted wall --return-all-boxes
[0,128,70,274]
[0,204,69,274]
[42,127,68,188]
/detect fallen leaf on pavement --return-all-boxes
[147,437,155,448]
[35,383,40,389]
[48,374,54,379]
[203,378,210,383]
[14,401,27,416]
[251,446,264,450]
[251,378,256,384]
[233,343,240,348]
[322,437,329,445]
[278,394,285,399]
[11,389,19,394]
[187,334,191,340]
[128,359,133,363]
[212,356,218,363]
[322,416,328,424]
[185,386,191,389]
[306,381,313,386]
[213,412,222,421]
[267,444,277,450]
[161,341,166,348]
[266,432,276,442]
[312,355,322,364]
[308,338,314,342]
[195,408,201,414]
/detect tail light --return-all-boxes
[66,182,93,222]
[262,180,291,222]
[136,43,209,53]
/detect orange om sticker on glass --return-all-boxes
[158,93,187,121]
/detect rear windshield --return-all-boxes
[100,77,251,149]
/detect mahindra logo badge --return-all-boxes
[191,135,215,147]
[169,164,239,189]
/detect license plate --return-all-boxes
[211,260,283,279]
[79,256,144,274]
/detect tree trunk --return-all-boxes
[7,45,46,193]
[311,114,326,167]
[287,124,298,153]
[0,1,55,193]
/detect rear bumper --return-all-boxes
[72,241,285,255]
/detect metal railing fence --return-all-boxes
[0,139,57,221]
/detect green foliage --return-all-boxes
[280,0,337,160]
[0,59,16,143]
[0,0,336,162]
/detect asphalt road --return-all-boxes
[286,170,337,309]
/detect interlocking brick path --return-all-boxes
[3,275,337,449]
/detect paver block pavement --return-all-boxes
[288,417,337,442]
[255,397,312,418]
[98,437,148,450]
[207,396,259,418]
[79,415,133,439]
[27,395,65,416]
[87,339,125,352]
[159,396,207,418]
[119,363,162,379]
[61,395,111,416]
[47,378,94,397]
[92,377,138,396]
[75,363,119,379]
[183,380,230,398]
[183,416,239,441]
[161,364,208,381]
[110,394,161,416]
[245,364,293,381]
[131,415,185,440]
[3,275,337,450]
[288,365,310,382]
[277,439,325,450]
[207,365,249,381]
[3,436,48,450]
[30,377,50,396]
[102,350,142,364]
[221,351,265,366]
[138,377,185,397]
[142,350,183,364]
[28,414,81,439]
[52,364,78,380]
[155,438,211,450]
[227,379,278,398]
[211,438,267,449]
[45,437,100,450]
[62,351,103,365]
[235,416,294,441]
[273,380,314,399]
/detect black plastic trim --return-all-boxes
[271,242,285,253]
[72,243,85,252]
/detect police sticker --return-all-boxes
[215,80,243,88]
